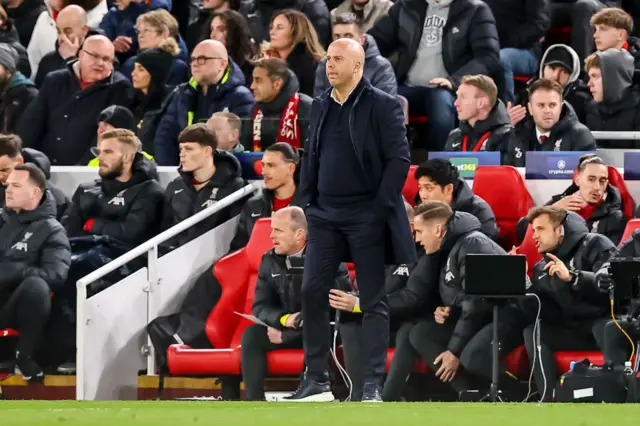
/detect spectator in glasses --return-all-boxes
[16,35,134,166]
[154,39,254,165]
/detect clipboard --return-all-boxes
[234,311,269,327]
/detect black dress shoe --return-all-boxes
[361,382,383,402]
[283,375,335,402]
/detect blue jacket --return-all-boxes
[314,35,397,97]
[154,59,255,165]
[122,55,190,87]
[299,78,417,265]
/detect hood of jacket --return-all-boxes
[1,189,56,224]
[8,71,34,90]
[203,58,247,99]
[21,148,51,179]
[539,44,581,85]
[0,20,20,44]
[440,211,482,254]
[459,99,511,135]
[101,153,159,194]
[256,69,300,115]
[596,48,635,104]
[556,182,622,214]
[178,149,242,186]
[549,211,589,260]
[451,178,475,211]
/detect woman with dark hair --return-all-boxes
[207,10,257,86]
[186,0,262,53]
[261,9,325,97]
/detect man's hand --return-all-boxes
[434,350,460,383]
[544,253,573,282]
[508,246,528,275]
[506,101,527,126]
[113,36,132,53]
[553,194,587,212]
[429,78,453,90]
[329,289,357,312]
[434,306,450,324]
[285,312,300,328]
[267,327,283,344]
[58,33,80,60]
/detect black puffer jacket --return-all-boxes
[444,100,516,164]
[0,148,69,221]
[0,72,37,134]
[369,0,501,89]
[549,184,627,246]
[253,249,350,342]
[5,0,45,47]
[17,62,134,165]
[529,212,616,323]
[241,70,312,151]
[508,103,596,167]
[451,178,499,240]
[0,190,71,295]
[0,19,31,77]
[162,151,247,247]
[61,155,164,248]
[437,211,505,355]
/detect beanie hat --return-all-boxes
[0,43,18,75]
[98,105,137,132]
[134,47,174,86]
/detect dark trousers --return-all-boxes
[397,85,456,151]
[523,319,608,401]
[0,277,51,359]
[602,319,640,364]
[240,324,302,400]
[382,321,419,401]
[302,204,388,385]
[551,0,607,62]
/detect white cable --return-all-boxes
[329,315,353,402]
[523,293,542,403]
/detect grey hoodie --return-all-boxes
[595,48,635,104]
[406,0,454,87]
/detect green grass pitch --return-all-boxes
[1,401,639,425]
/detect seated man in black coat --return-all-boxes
[0,164,71,380]
[0,133,69,220]
[415,158,499,240]
[229,142,302,252]
[585,48,640,148]
[463,207,615,402]
[241,58,312,152]
[241,206,351,401]
[162,123,247,247]
[507,79,596,166]
[445,75,516,164]
[62,129,165,249]
[516,154,627,246]
[383,201,506,400]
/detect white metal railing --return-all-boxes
[75,182,259,400]
[592,131,640,140]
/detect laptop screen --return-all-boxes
[465,254,527,297]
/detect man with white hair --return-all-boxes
[154,39,255,166]
[17,35,134,166]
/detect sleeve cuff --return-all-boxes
[352,297,361,313]
[280,314,290,326]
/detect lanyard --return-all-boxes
[462,131,491,152]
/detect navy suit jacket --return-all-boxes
[299,78,417,265]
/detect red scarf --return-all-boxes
[577,199,604,221]
[273,195,293,212]
[253,93,301,152]
[462,131,491,152]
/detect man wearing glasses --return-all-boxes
[16,35,134,166]
[154,39,255,166]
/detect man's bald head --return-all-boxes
[83,35,115,55]
[58,4,87,25]
[191,39,229,86]
[325,38,365,93]
[78,35,114,83]
[270,206,307,255]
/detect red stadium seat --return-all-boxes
[409,115,429,124]
[504,346,604,379]
[473,166,534,249]
[402,165,419,207]
[254,161,263,176]
[385,348,429,373]
[619,219,640,246]
[516,224,543,278]
[607,167,635,220]
[167,218,274,376]
[0,329,18,338]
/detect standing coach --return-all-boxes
[286,38,417,402]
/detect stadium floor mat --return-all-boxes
[0,401,638,426]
